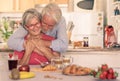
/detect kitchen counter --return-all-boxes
[67,45,120,53]
[0,43,13,52]
[0,42,120,52]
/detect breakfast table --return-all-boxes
[0,65,120,81]
[0,52,120,81]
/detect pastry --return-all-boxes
[70,65,77,74]
[63,65,71,74]
[42,64,57,71]
[62,64,92,75]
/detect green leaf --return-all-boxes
[95,71,102,78]
[114,71,118,77]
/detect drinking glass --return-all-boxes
[51,57,63,69]
[62,56,73,67]
[8,54,18,70]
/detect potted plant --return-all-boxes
[0,17,13,42]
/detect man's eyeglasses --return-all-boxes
[25,22,41,29]
[41,20,55,28]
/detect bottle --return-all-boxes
[83,37,89,47]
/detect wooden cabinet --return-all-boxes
[18,0,35,12]
[34,0,68,4]
[0,0,68,12]
[34,0,49,4]
[0,0,14,12]
[0,0,35,12]
[54,0,68,4]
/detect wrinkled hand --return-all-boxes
[19,39,36,65]
[31,38,45,50]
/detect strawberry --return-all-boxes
[108,68,114,74]
[102,71,108,78]
[100,73,106,79]
[101,64,108,71]
[107,74,113,79]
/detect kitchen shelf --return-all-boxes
[113,1,120,5]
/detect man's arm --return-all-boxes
[7,26,28,51]
[46,17,69,53]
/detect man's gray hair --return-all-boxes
[22,8,41,26]
[41,3,62,23]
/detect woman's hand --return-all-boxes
[19,39,36,65]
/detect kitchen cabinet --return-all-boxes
[54,0,68,4]
[113,1,120,15]
[18,0,35,12]
[0,0,35,12]
[34,0,49,4]
[34,0,68,4]
[0,0,68,12]
[0,0,14,12]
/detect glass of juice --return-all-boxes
[8,53,18,70]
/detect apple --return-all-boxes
[18,65,30,72]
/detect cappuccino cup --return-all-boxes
[63,56,73,67]
[51,57,63,69]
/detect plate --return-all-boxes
[10,72,35,79]
[62,72,90,76]
[63,73,89,76]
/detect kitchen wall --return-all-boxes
[64,51,120,68]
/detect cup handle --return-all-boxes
[70,56,73,64]
[51,59,54,65]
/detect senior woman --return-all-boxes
[7,3,68,54]
[15,8,59,65]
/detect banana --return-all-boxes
[10,72,35,79]
[20,72,35,79]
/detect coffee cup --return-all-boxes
[51,57,63,69]
[62,56,73,67]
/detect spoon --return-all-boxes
[34,58,48,68]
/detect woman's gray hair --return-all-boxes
[22,8,41,26]
[41,3,62,23]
